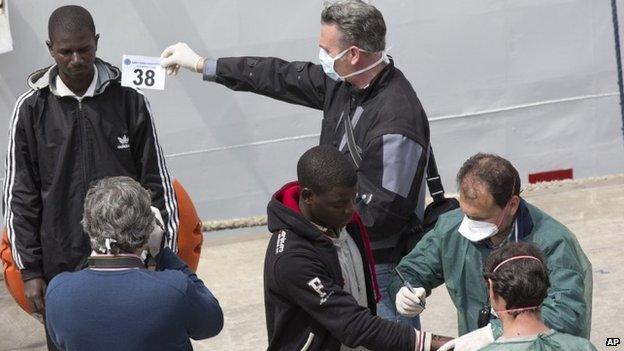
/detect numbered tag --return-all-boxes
[121,55,165,90]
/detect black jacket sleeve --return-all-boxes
[131,92,179,252]
[272,251,416,351]
[356,134,428,242]
[214,57,328,110]
[3,92,44,281]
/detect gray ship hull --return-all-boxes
[1,0,623,222]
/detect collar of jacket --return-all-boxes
[87,254,145,269]
[346,56,395,103]
[515,198,534,240]
[26,57,121,97]
[268,181,381,301]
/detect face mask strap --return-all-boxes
[331,46,378,60]
[322,46,388,80]
[330,47,350,61]
[340,53,387,79]
[494,305,540,314]
[494,201,512,230]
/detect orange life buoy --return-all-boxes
[1,179,203,314]
[1,228,32,314]
[172,179,203,272]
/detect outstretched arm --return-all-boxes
[160,42,328,109]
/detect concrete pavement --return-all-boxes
[1,174,622,350]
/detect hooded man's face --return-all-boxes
[301,185,357,230]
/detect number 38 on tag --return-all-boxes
[121,55,165,90]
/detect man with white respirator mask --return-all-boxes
[161,0,433,329]
[389,153,593,351]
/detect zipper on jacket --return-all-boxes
[76,99,89,195]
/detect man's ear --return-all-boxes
[46,40,53,56]
[94,33,99,50]
[509,194,521,214]
[300,188,315,204]
[348,46,360,65]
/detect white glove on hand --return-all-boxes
[396,286,426,317]
[438,324,495,351]
[147,206,165,257]
[160,42,203,75]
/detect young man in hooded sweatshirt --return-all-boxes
[264,145,451,351]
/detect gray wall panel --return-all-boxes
[1,0,622,222]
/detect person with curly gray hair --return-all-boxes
[82,176,156,256]
[44,176,223,351]
[161,0,432,330]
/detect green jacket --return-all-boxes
[388,200,592,338]
[479,329,597,351]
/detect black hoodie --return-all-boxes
[264,182,418,351]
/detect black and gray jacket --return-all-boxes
[3,58,178,282]
[264,181,418,351]
[207,56,429,263]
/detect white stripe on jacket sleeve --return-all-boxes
[3,89,36,269]
[135,90,179,252]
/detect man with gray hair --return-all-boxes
[161,0,430,328]
[44,176,223,351]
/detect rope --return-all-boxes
[203,216,267,232]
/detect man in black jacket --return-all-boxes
[161,0,429,327]
[2,6,178,349]
[264,145,450,351]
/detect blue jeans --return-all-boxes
[375,263,421,329]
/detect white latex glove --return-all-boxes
[396,286,426,317]
[160,42,203,75]
[438,324,495,351]
[147,206,165,257]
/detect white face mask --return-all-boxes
[318,47,389,81]
[458,216,500,242]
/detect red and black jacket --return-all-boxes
[263,181,416,351]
